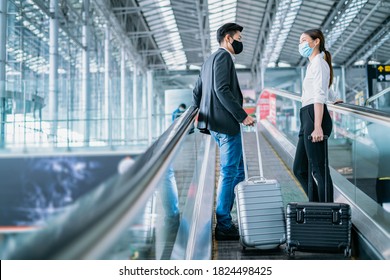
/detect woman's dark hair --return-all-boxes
[303,29,333,88]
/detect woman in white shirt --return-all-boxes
[293,29,338,202]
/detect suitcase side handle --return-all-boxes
[247,176,267,183]
[332,209,341,224]
[296,208,304,223]
[295,207,341,224]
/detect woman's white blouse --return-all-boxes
[301,53,333,107]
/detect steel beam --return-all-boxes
[0,0,6,147]
[121,47,126,142]
[32,0,83,49]
[251,0,275,72]
[333,1,381,59]
[0,0,6,98]
[82,0,90,145]
[321,0,349,33]
[345,17,390,67]
[133,66,138,140]
[139,47,203,56]
[195,0,209,60]
[128,0,166,70]
[127,28,201,37]
[147,70,153,145]
[112,2,199,13]
[49,0,59,144]
[104,24,110,141]
[93,0,145,70]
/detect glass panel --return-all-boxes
[2,1,163,152]
[101,131,205,260]
[258,88,390,228]
[0,111,203,260]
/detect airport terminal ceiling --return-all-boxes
[108,0,390,71]
[3,0,389,74]
[1,0,389,95]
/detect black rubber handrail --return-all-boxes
[263,87,390,126]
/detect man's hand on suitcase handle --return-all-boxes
[242,115,256,126]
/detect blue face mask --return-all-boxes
[299,42,313,57]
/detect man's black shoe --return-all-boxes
[215,224,239,241]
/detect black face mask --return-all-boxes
[230,39,243,54]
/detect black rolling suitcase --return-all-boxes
[286,136,352,257]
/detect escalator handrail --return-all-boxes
[328,103,390,127]
[365,87,390,106]
[262,87,390,127]
[3,106,199,259]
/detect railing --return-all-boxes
[1,116,161,150]
[1,106,201,259]
[365,86,390,109]
[257,87,390,259]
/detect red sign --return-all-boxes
[257,89,276,125]
[257,90,270,121]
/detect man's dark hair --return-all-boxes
[216,23,243,45]
[179,103,186,109]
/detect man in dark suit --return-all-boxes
[192,23,255,240]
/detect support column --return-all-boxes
[142,71,147,139]
[133,66,138,141]
[82,0,90,145]
[49,0,59,144]
[120,47,126,143]
[0,0,7,148]
[260,64,265,91]
[254,59,265,92]
[147,70,153,145]
[104,24,110,142]
[341,65,346,101]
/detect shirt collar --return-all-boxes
[220,47,236,62]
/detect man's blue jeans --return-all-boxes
[160,166,180,219]
[210,130,244,230]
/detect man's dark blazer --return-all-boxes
[192,48,248,135]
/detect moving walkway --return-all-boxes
[1,88,389,260]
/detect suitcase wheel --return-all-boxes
[344,247,352,258]
[286,245,295,257]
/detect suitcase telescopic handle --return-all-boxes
[254,123,265,179]
[308,135,329,202]
[240,124,249,180]
[241,123,264,181]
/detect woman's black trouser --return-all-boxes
[293,104,334,202]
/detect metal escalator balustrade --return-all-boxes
[365,86,390,113]
[257,87,390,260]
[0,106,202,259]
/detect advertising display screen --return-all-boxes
[0,153,135,228]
